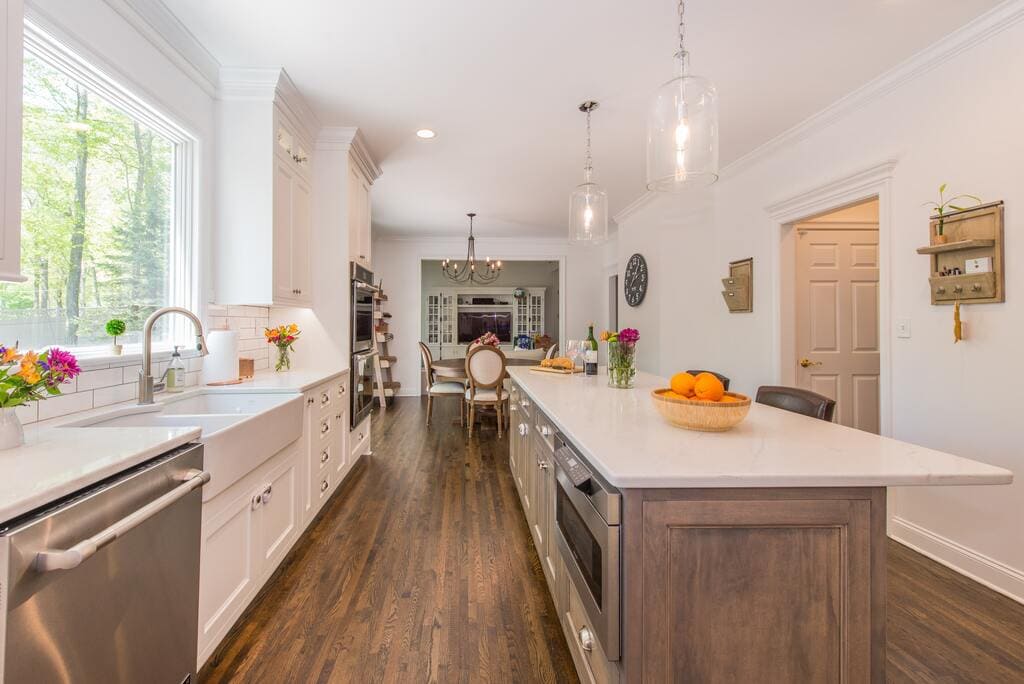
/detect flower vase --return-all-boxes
[0,407,25,450]
[607,341,637,389]
[275,346,291,372]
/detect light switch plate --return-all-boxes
[896,318,911,339]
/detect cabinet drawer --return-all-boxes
[315,413,333,443]
[533,410,555,452]
[565,580,618,684]
[316,386,333,416]
[316,472,332,500]
[316,442,332,471]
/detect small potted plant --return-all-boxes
[265,323,300,371]
[0,346,81,448]
[923,184,981,245]
[105,318,127,356]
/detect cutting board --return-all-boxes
[530,365,583,375]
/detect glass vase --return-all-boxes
[607,341,637,389]
[0,407,25,450]
[275,345,291,372]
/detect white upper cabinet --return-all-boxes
[348,161,372,268]
[215,68,317,306]
[0,0,24,283]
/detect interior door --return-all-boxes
[795,228,880,432]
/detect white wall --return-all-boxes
[614,8,1024,601]
[373,236,606,396]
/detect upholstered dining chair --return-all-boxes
[465,345,509,438]
[687,369,731,391]
[419,342,466,426]
[755,385,836,422]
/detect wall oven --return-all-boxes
[553,432,621,661]
[351,262,375,353]
[351,348,377,428]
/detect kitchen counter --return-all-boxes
[0,367,349,523]
[507,367,1013,489]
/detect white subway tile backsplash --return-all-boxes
[239,338,263,352]
[15,403,38,424]
[94,383,137,408]
[186,357,204,372]
[121,365,142,384]
[76,367,124,391]
[228,305,265,318]
[39,391,94,421]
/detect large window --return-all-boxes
[1,24,194,352]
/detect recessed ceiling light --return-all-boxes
[416,129,436,140]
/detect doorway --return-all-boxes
[793,199,880,433]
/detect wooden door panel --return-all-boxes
[809,280,840,352]
[851,280,879,352]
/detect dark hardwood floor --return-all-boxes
[200,397,1024,683]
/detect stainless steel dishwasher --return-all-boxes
[0,442,208,683]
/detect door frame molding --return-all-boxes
[765,159,897,437]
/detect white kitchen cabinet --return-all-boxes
[348,160,372,268]
[215,68,315,306]
[0,0,24,282]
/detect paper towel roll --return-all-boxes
[202,330,239,384]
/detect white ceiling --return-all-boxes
[164,0,1001,237]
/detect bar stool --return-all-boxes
[755,385,836,422]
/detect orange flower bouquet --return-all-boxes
[265,324,300,371]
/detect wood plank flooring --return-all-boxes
[200,397,577,683]
[200,397,1024,683]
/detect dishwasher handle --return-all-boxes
[34,468,211,573]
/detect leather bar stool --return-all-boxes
[755,385,836,422]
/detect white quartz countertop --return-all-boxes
[508,368,1013,489]
[0,366,349,523]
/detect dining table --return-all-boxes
[431,356,539,381]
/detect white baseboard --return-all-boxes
[396,389,421,397]
[890,516,1024,605]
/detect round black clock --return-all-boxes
[623,253,648,307]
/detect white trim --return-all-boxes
[891,517,1024,605]
[317,126,381,182]
[377,235,570,248]
[723,0,1024,179]
[218,67,321,148]
[99,0,220,96]
[765,160,896,439]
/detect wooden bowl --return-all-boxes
[650,389,752,432]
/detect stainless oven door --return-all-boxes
[553,442,621,661]
[351,349,377,427]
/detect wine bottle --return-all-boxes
[584,324,599,376]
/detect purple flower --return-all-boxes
[618,328,640,345]
[43,347,81,385]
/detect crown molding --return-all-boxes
[375,234,568,247]
[722,0,1024,180]
[318,127,382,182]
[218,67,320,144]
[615,0,1024,220]
[100,0,219,96]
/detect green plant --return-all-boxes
[105,318,126,345]
[923,184,982,236]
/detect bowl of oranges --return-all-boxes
[651,372,751,432]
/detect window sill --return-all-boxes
[74,345,202,371]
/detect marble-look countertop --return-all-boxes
[508,368,1013,489]
[0,367,349,523]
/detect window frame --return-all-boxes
[19,19,198,359]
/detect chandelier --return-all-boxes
[646,0,719,191]
[569,101,608,245]
[441,213,502,284]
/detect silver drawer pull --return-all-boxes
[321,421,331,434]
[261,483,273,504]
[321,392,330,405]
[577,626,594,652]
[35,469,211,572]
[537,460,549,470]
[320,479,329,492]
[320,449,330,463]
[539,426,551,437]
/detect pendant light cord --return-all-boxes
[677,0,688,76]
[584,107,593,182]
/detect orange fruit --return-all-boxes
[694,374,725,402]
[719,395,740,403]
[670,372,697,397]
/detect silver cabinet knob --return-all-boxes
[321,421,330,434]
[320,479,329,492]
[321,392,330,405]
[537,460,549,470]
[320,449,329,464]
[262,484,273,504]
[577,626,594,652]
[518,423,528,436]
[539,426,551,437]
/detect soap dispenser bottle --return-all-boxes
[165,345,186,393]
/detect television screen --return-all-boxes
[458,312,512,344]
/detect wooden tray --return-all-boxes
[530,365,583,375]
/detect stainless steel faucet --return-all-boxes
[138,307,209,404]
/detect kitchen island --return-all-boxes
[506,367,1012,684]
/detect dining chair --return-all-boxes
[687,369,731,391]
[419,342,466,426]
[544,344,558,359]
[465,345,509,438]
[755,385,836,422]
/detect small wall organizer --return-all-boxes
[916,201,1004,305]
[721,257,753,313]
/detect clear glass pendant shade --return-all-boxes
[646,52,719,192]
[569,177,608,244]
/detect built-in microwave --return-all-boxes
[553,432,622,661]
[351,263,375,353]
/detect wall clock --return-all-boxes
[623,253,648,307]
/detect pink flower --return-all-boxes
[41,347,81,385]
[618,328,640,345]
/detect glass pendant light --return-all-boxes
[569,101,608,245]
[646,0,718,191]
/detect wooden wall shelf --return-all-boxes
[918,201,1004,305]
[721,258,753,313]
